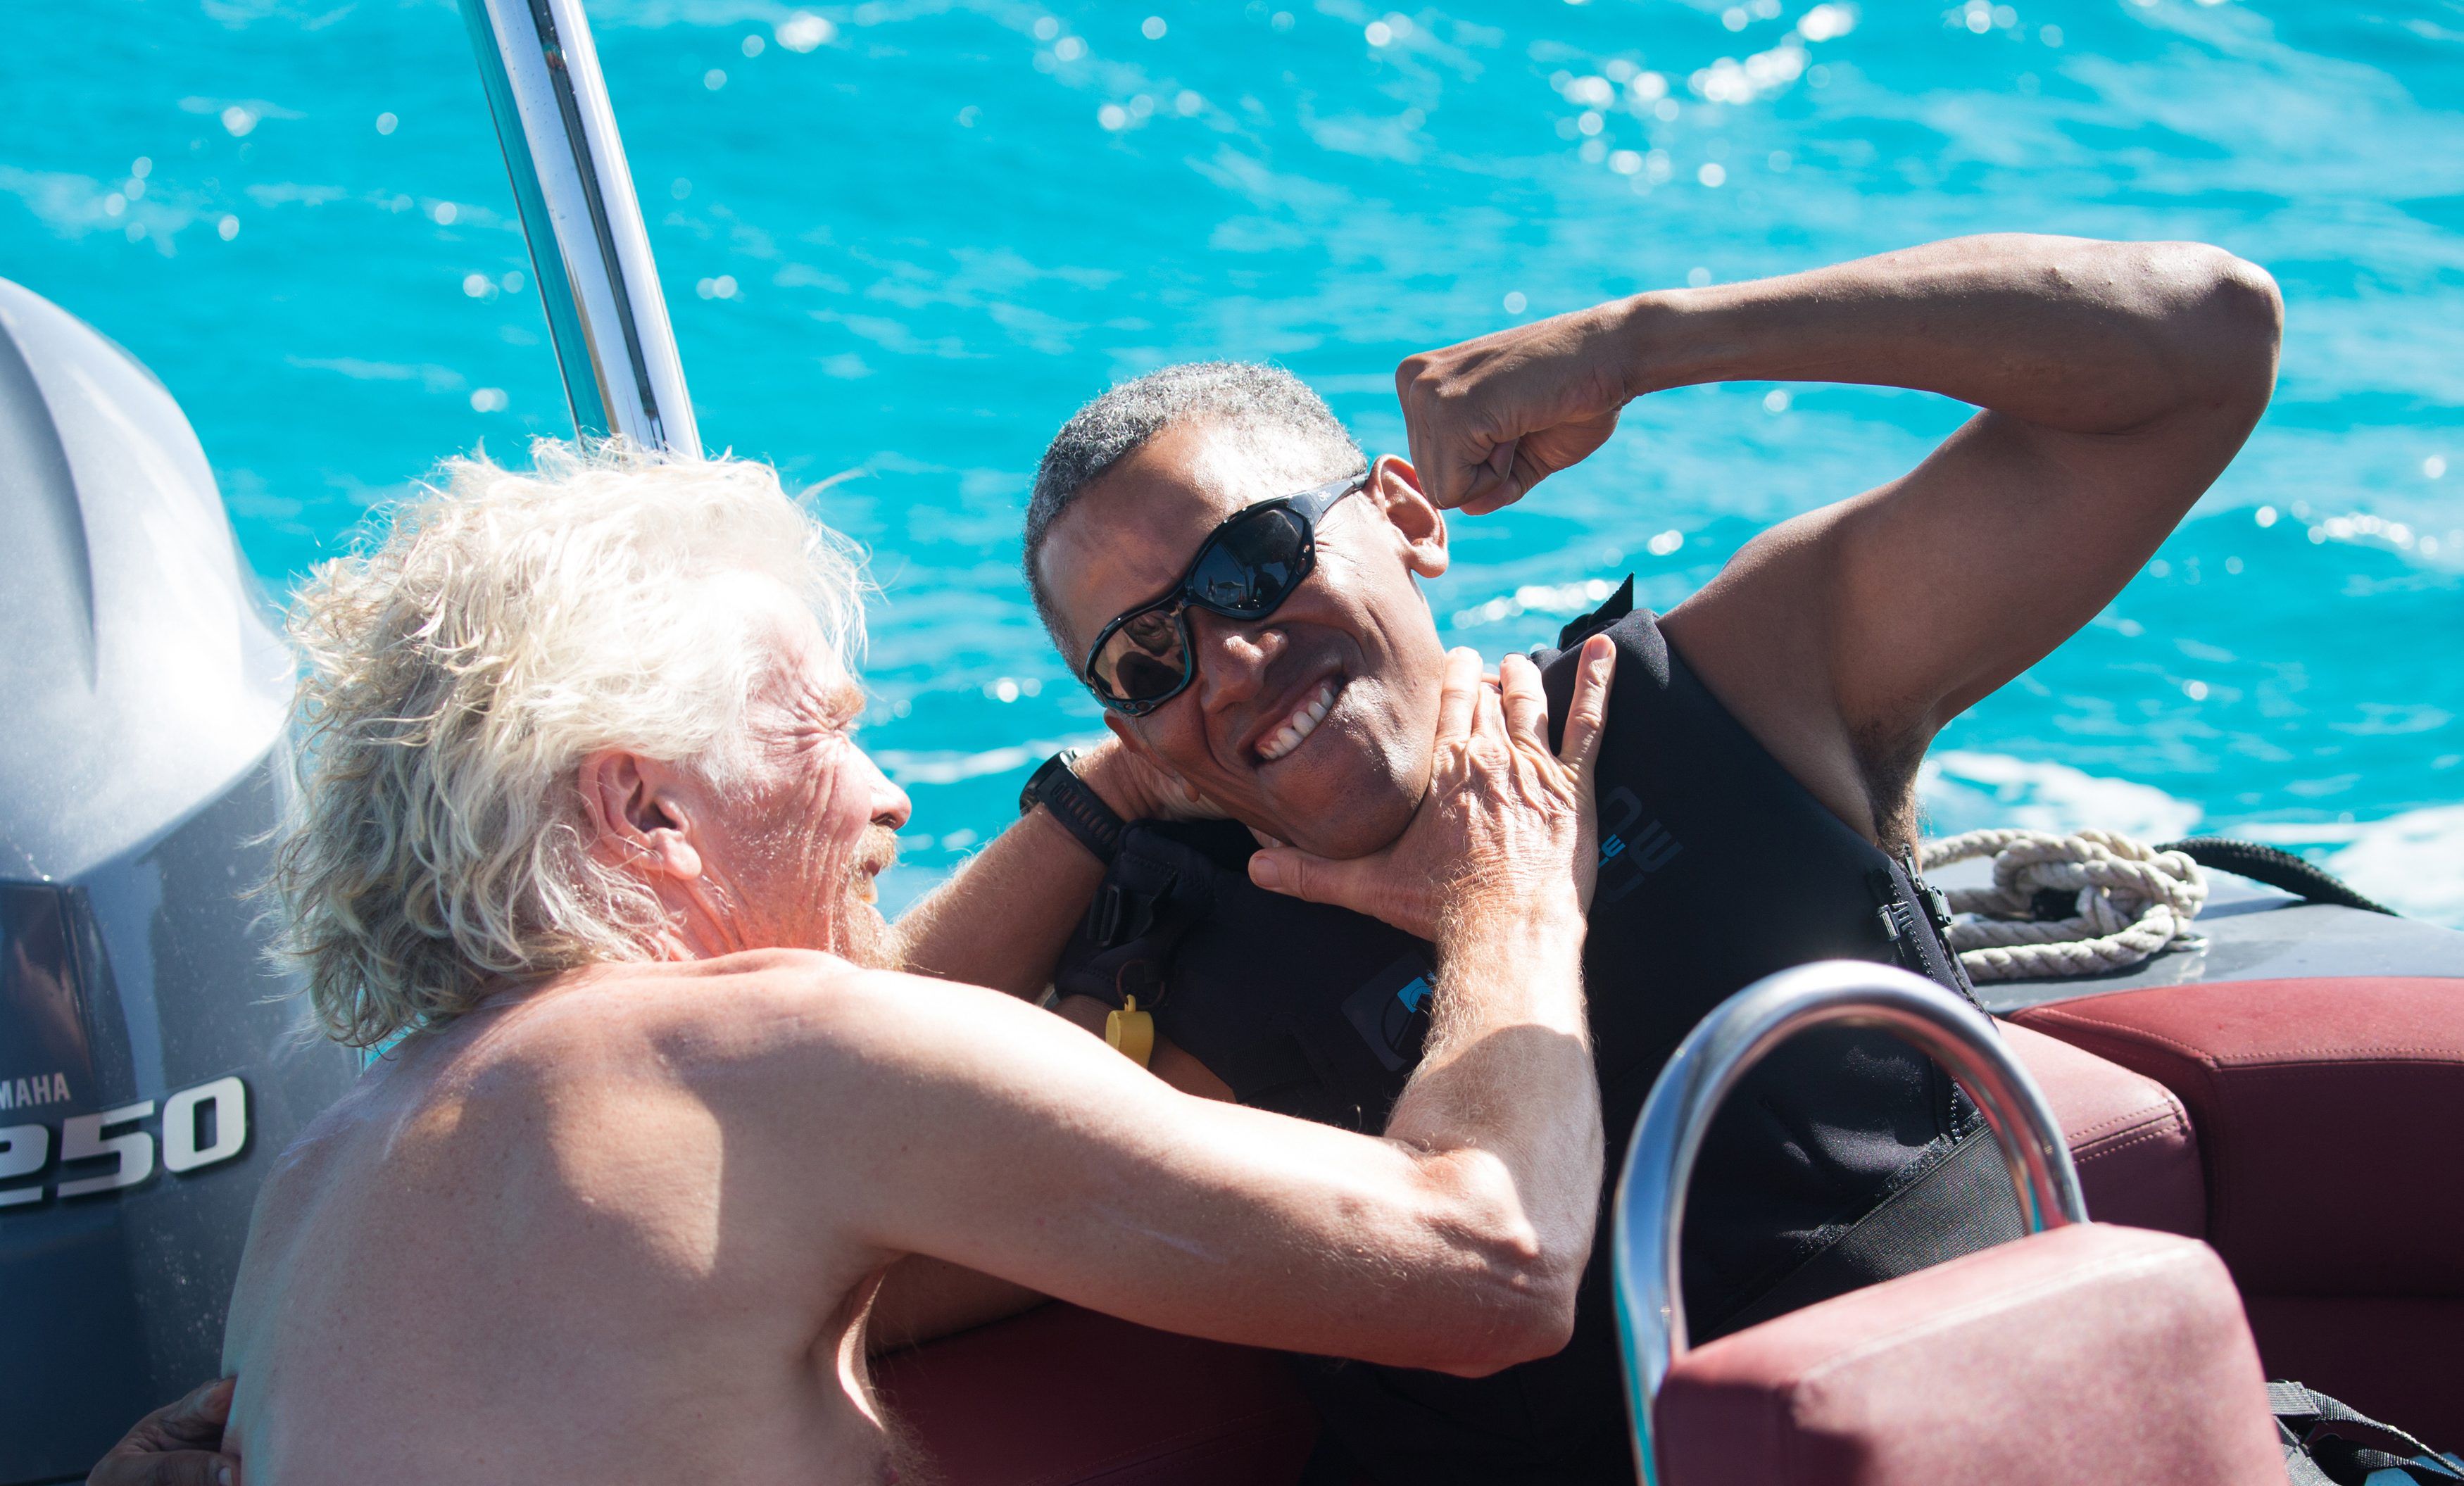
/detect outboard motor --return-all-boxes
[0,278,360,1483]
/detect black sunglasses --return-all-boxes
[1081,473,1369,716]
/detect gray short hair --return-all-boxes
[271,439,869,1048]
[1022,362,1364,653]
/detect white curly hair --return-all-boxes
[270,439,869,1048]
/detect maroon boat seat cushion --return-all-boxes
[2001,1020,2204,1237]
[1654,1223,2280,1486]
[872,1301,1316,1486]
[2011,976,2464,1291]
[2011,976,2464,1439]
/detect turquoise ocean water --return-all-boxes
[6,0,2460,920]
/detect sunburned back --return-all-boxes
[220,957,900,1486]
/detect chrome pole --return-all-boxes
[1610,961,2088,1486]
[459,0,700,455]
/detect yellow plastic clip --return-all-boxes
[1105,995,1155,1068]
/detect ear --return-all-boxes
[577,749,705,884]
[1366,454,1449,579]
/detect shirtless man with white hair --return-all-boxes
[203,443,1619,1485]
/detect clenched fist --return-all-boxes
[1396,303,1636,515]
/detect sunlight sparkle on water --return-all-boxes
[775,12,833,51]
[1799,4,1856,42]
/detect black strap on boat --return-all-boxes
[2275,1380,2463,1484]
[2158,837,2396,915]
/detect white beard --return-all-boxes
[834,892,897,970]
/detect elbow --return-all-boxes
[1402,1204,1590,1377]
[2196,246,2284,379]
[1376,1129,1602,1374]
[2140,242,2283,415]
[2210,250,2284,344]
[1428,1284,1581,1378]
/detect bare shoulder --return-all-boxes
[478,950,869,1057]
[484,952,1079,1102]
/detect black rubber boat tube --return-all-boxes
[459,0,700,455]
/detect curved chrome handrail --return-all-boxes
[460,0,699,455]
[1611,960,2088,1485]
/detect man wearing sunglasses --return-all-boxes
[1014,234,2281,1482]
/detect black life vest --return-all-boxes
[1053,581,2022,1484]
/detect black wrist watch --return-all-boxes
[1019,748,1125,865]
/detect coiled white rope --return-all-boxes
[1920,828,2208,982]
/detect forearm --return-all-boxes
[889,742,1147,997]
[1383,902,1599,1289]
[846,973,1596,1375]
[1611,234,2280,433]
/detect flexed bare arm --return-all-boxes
[1395,234,2282,844]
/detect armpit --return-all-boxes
[1849,716,1930,858]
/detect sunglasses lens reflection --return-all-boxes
[1098,608,1188,704]
[1191,507,1307,611]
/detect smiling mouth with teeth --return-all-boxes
[1256,678,1342,764]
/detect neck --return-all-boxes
[647,876,751,962]
[645,923,719,961]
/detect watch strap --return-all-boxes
[1019,749,1126,864]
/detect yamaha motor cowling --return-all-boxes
[0,278,360,1484]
